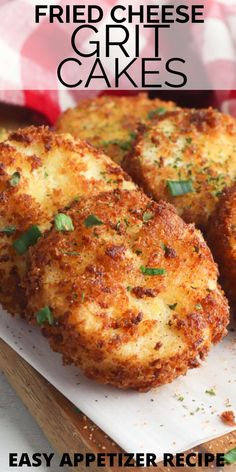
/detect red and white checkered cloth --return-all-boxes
[0,0,235,123]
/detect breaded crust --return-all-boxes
[123,108,236,230]
[25,189,229,391]
[207,184,236,309]
[56,93,176,164]
[0,126,135,315]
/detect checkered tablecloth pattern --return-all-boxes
[0,0,235,123]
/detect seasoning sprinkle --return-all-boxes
[167,180,194,197]
[168,303,177,311]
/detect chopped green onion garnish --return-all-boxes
[143,211,154,223]
[84,214,103,228]
[13,225,42,254]
[0,225,16,235]
[167,180,194,197]
[35,306,54,326]
[101,139,131,151]
[224,448,236,465]
[195,303,202,310]
[147,107,167,119]
[140,266,166,276]
[9,171,20,187]
[54,213,74,232]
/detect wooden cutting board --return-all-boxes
[0,103,236,471]
[1,339,236,472]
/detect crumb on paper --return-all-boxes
[220,410,236,426]
[205,388,216,396]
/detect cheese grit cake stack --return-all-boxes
[0,99,229,391]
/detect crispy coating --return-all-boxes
[0,126,135,314]
[25,189,229,391]
[207,184,236,309]
[123,108,236,230]
[56,93,176,164]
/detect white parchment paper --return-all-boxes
[0,308,235,461]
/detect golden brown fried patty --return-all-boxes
[0,126,135,314]
[56,93,176,164]
[25,189,229,391]
[123,108,236,230]
[207,184,236,308]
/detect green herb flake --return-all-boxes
[84,214,103,228]
[54,213,74,232]
[186,137,192,144]
[9,171,21,187]
[147,107,167,120]
[167,180,194,197]
[140,266,166,276]
[126,286,132,292]
[168,303,177,311]
[224,448,236,465]
[143,211,154,223]
[205,388,216,396]
[0,225,16,235]
[13,225,42,255]
[35,306,54,326]
[81,291,85,303]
